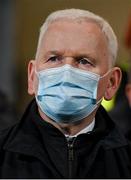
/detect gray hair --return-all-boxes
[35,9,118,67]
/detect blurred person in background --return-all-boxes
[125,13,131,53]
[0,9,131,178]
[109,13,131,140]
[0,0,17,130]
[125,67,131,139]
[109,68,131,139]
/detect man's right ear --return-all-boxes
[28,60,36,95]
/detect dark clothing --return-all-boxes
[0,100,131,178]
[109,97,131,140]
[109,68,131,140]
[0,91,17,130]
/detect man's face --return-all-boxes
[37,20,110,73]
[28,20,120,101]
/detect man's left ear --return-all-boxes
[104,67,122,100]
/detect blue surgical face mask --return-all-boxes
[35,64,108,124]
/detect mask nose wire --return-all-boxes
[33,64,41,96]
[96,68,113,105]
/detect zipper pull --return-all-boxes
[68,143,74,161]
[66,137,76,178]
[67,137,75,161]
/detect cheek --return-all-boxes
[97,78,108,100]
[33,76,39,95]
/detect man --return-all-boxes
[0,9,131,178]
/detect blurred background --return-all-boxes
[0,0,131,128]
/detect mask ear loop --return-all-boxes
[34,65,39,77]
[96,97,103,105]
[33,65,41,99]
[97,68,113,106]
[100,68,113,79]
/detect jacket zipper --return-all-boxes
[67,137,75,179]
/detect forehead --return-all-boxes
[37,20,109,61]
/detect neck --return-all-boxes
[38,107,98,136]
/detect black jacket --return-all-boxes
[0,100,131,178]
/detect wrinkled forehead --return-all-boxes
[36,19,109,59]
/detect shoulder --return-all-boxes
[96,106,131,150]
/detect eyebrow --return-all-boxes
[46,50,93,57]
[44,50,97,62]
[46,50,64,56]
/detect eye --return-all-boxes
[78,57,94,66]
[47,55,62,62]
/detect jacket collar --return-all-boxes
[3,99,128,154]
[95,105,128,149]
